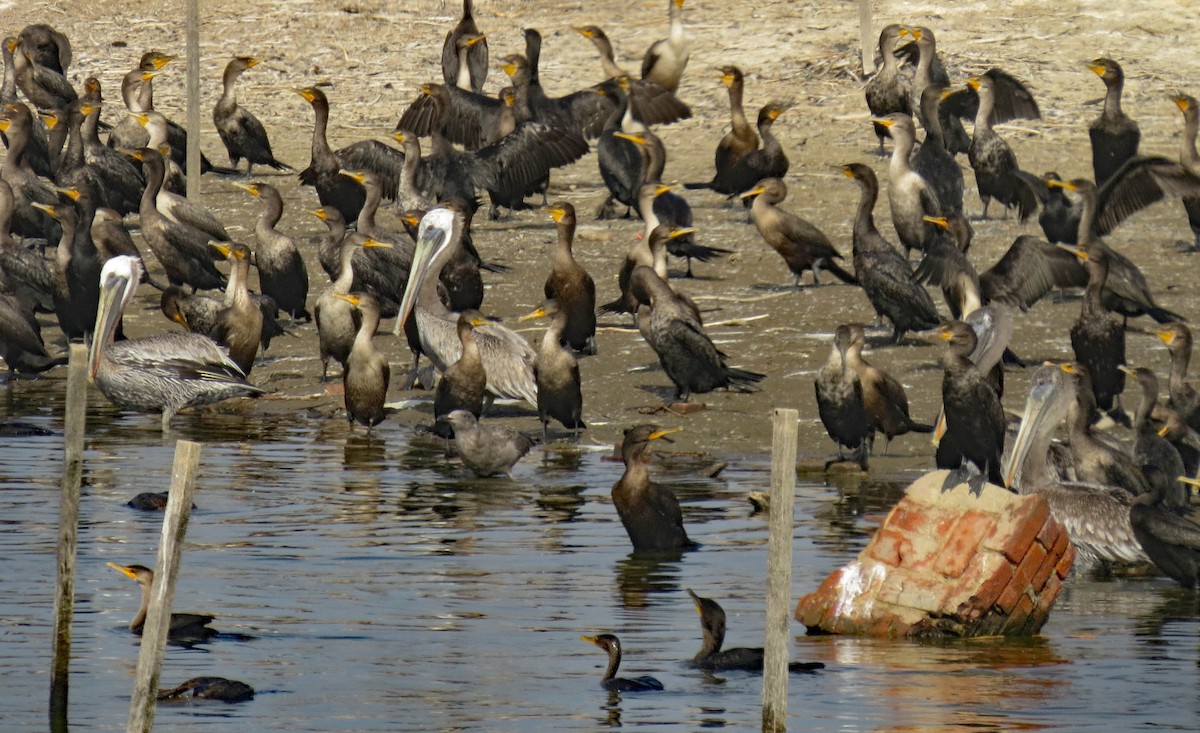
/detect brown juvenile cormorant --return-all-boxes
[335,292,389,430]
[433,314,487,431]
[901,26,970,155]
[1120,366,1188,509]
[437,409,534,477]
[213,56,291,175]
[843,162,940,343]
[641,0,689,93]
[1060,362,1150,496]
[963,74,1041,220]
[543,201,596,354]
[598,222,693,318]
[207,242,262,376]
[31,199,98,341]
[1002,364,1150,569]
[815,324,872,470]
[521,299,585,438]
[629,266,763,401]
[685,589,824,673]
[233,181,310,320]
[158,677,254,703]
[685,66,758,194]
[1154,323,1200,430]
[106,562,217,643]
[296,86,405,224]
[935,321,1005,492]
[0,101,60,242]
[315,235,392,380]
[843,323,932,450]
[743,177,857,288]
[874,113,940,255]
[311,206,348,280]
[442,0,488,93]
[1140,477,1200,588]
[581,634,664,692]
[0,291,61,381]
[864,24,912,154]
[0,37,54,180]
[16,24,70,74]
[720,103,791,206]
[10,34,75,111]
[612,424,692,552]
[1087,59,1139,187]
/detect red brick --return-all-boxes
[896,576,952,613]
[1014,539,1048,590]
[1035,517,1061,550]
[1005,594,1037,634]
[959,553,1013,610]
[1055,543,1076,580]
[933,510,997,579]
[993,498,1052,563]
[1030,533,1062,590]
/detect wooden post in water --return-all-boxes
[126,440,202,733]
[49,344,89,733]
[762,408,798,733]
[185,0,201,199]
[858,0,875,76]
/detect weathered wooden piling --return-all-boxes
[49,343,89,733]
[858,0,875,76]
[185,0,201,199]
[762,408,798,733]
[126,440,202,733]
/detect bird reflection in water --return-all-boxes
[342,431,387,469]
[614,550,684,609]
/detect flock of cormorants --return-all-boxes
[3,0,1200,702]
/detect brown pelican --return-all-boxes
[90,256,264,431]
[1003,363,1149,569]
[397,206,538,406]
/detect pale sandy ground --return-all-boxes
[4,1,1200,478]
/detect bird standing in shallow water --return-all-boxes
[336,292,390,430]
[437,409,533,477]
[612,424,693,553]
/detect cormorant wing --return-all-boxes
[628,80,692,126]
[1092,155,1179,235]
[942,68,1039,124]
[397,86,502,149]
[1140,506,1200,549]
[471,122,589,193]
[912,236,978,289]
[538,85,615,140]
[979,235,1086,310]
[334,140,405,200]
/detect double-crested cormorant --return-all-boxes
[0,101,60,242]
[1138,477,1200,588]
[442,0,488,93]
[106,57,162,153]
[315,235,392,380]
[0,179,54,311]
[521,299,585,438]
[815,324,871,470]
[16,24,70,74]
[129,147,226,291]
[542,201,596,354]
[1037,171,1081,244]
[207,242,262,376]
[641,0,689,93]
[10,34,74,111]
[901,26,971,155]
[1059,362,1150,496]
[864,24,912,154]
[843,323,932,449]
[1060,241,1126,421]
[296,86,405,223]
[612,424,691,552]
[335,292,389,429]
[106,562,217,642]
[935,321,1005,491]
[685,66,758,194]
[842,162,940,343]
[437,409,534,477]
[743,177,857,288]
[311,206,348,280]
[0,291,61,381]
[233,181,310,320]
[1087,58,1139,187]
[963,74,1040,220]
[1120,366,1188,508]
[433,313,486,428]
[685,589,824,673]
[720,103,791,205]
[1154,322,1200,430]
[629,266,763,401]
[157,677,254,703]
[581,634,664,692]
[0,37,54,180]
[90,257,263,430]
[159,285,284,352]
[387,131,435,211]
[1002,363,1150,569]
[873,113,940,255]
[399,207,539,405]
[598,222,692,318]
[213,56,291,175]
[912,84,964,216]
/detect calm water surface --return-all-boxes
[2,384,1198,732]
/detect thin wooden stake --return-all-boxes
[858,0,875,76]
[49,344,89,733]
[126,440,202,733]
[185,0,201,199]
[762,408,798,733]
